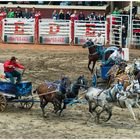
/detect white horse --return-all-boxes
[126,79,140,94]
[85,83,140,123]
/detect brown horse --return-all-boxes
[82,40,100,74]
[82,40,113,74]
[33,77,71,117]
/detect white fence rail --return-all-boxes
[132,20,140,48]
[74,20,106,45]
[2,18,35,43]
[39,19,71,44]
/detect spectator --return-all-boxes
[122,26,127,48]
[97,13,102,21]
[101,13,106,21]
[7,8,15,18]
[112,7,120,15]
[59,9,65,20]
[30,7,36,18]
[94,32,104,46]
[90,12,96,20]
[3,6,8,14]
[95,13,102,21]
[22,8,31,19]
[52,10,59,20]
[0,7,7,15]
[65,11,71,20]
[78,11,85,20]
[15,6,23,18]
[37,11,41,18]
[70,10,78,20]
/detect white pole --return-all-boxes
[129,1,133,48]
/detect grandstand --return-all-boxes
[0,1,110,18]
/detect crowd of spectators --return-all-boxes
[0,5,107,21]
[0,2,138,48]
[51,9,106,21]
[0,6,40,18]
[0,1,108,6]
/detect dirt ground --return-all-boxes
[0,43,140,139]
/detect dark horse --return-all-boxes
[82,40,114,74]
[58,75,88,115]
[33,76,71,117]
[82,40,104,74]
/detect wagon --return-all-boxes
[92,46,119,87]
[0,81,34,111]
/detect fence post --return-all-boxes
[70,16,75,45]
[106,16,110,45]
[35,14,40,44]
[0,13,6,42]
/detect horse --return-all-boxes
[85,83,140,123]
[82,40,104,74]
[82,40,117,74]
[126,79,140,94]
[58,75,88,115]
[107,61,129,88]
[33,76,71,117]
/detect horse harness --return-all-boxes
[89,52,98,56]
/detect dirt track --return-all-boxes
[0,43,140,138]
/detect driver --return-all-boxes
[4,56,25,84]
[93,32,104,46]
[103,48,123,66]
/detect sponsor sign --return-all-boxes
[40,36,69,44]
[39,20,70,44]
[4,35,34,43]
[75,37,87,45]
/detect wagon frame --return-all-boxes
[0,81,34,112]
[92,47,119,87]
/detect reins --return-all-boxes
[26,89,60,99]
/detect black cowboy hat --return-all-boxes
[10,56,17,61]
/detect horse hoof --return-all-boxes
[43,114,47,118]
[59,113,63,117]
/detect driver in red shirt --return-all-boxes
[4,56,25,84]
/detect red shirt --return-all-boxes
[4,60,25,72]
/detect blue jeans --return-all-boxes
[5,70,22,84]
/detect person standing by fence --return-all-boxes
[122,26,127,48]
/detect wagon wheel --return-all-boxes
[95,107,112,123]
[0,94,7,112]
[19,96,34,110]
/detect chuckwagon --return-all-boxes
[0,81,34,111]
[92,46,119,87]
[0,63,34,111]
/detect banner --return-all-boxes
[4,35,34,43]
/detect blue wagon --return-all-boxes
[92,47,119,87]
[0,81,34,111]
